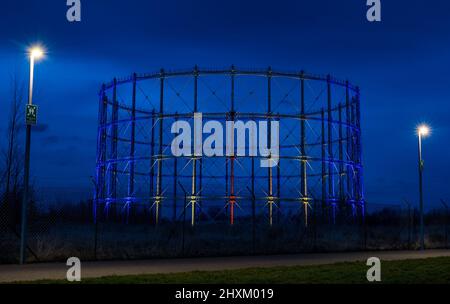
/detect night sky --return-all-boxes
[1,0,449,209]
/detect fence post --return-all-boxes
[441,199,449,249]
[403,199,412,250]
[179,182,188,256]
[247,186,256,255]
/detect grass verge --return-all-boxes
[28,256,450,284]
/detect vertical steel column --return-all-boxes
[127,73,137,224]
[107,78,118,219]
[150,109,155,221]
[173,113,178,222]
[94,91,101,222]
[321,109,328,221]
[338,103,344,205]
[94,85,107,223]
[155,70,165,225]
[191,66,199,226]
[225,149,229,219]
[276,149,281,224]
[197,68,203,223]
[300,72,308,226]
[326,76,335,219]
[100,92,108,207]
[230,155,235,225]
[198,159,203,222]
[251,156,256,252]
[345,81,353,211]
[229,66,236,225]
[267,67,274,226]
[355,87,364,217]
[191,159,196,227]
[351,101,357,208]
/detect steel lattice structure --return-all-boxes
[94,67,364,226]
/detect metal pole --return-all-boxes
[409,203,412,249]
[251,159,256,253]
[91,177,99,260]
[327,76,335,220]
[418,132,424,250]
[267,67,273,226]
[403,199,412,249]
[173,114,179,222]
[446,202,449,249]
[338,104,344,205]
[155,70,165,225]
[127,73,137,223]
[198,159,203,222]
[95,87,107,223]
[191,67,199,227]
[229,66,236,225]
[93,87,107,258]
[225,151,229,219]
[277,155,281,224]
[355,88,364,218]
[345,81,352,212]
[178,182,187,256]
[230,156,235,225]
[106,78,118,220]
[441,199,449,248]
[94,212,98,260]
[351,102,356,212]
[20,91,30,262]
[300,72,308,226]
[183,192,187,255]
[150,109,155,222]
[191,159,197,227]
[321,109,327,222]
[20,55,35,264]
[407,201,412,249]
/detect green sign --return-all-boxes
[26,104,38,125]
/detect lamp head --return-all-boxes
[29,46,44,60]
[417,124,430,137]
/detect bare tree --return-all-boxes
[1,75,25,225]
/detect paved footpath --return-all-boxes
[1,249,450,283]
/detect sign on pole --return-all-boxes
[26,104,38,125]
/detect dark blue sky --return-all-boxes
[1,0,449,208]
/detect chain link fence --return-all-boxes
[1,196,449,264]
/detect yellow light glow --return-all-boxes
[29,46,44,60]
[417,124,430,137]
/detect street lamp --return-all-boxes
[20,45,45,264]
[417,124,430,251]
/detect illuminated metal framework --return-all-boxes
[94,67,364,226]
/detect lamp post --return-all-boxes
[417,124,430,251]
[20,46,44,264]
